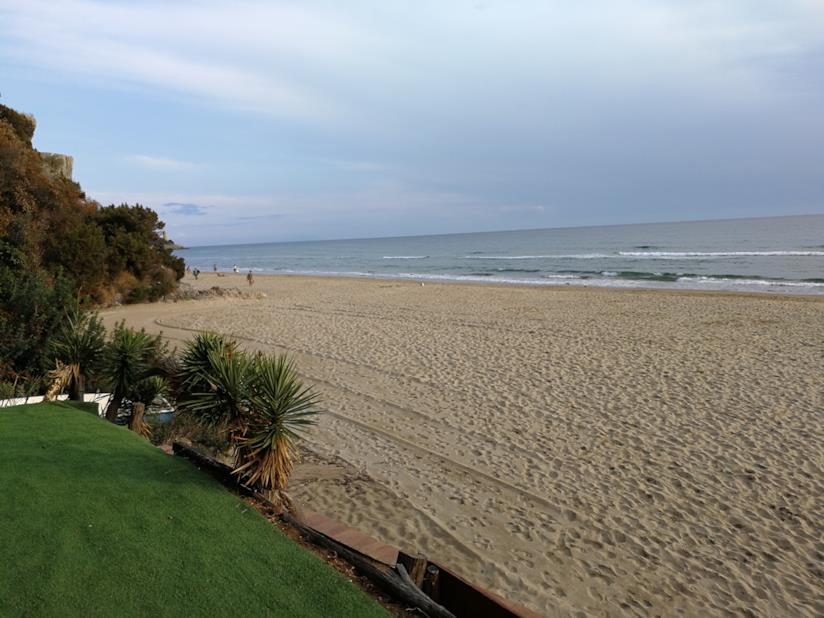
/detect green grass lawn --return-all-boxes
[0,402,388,617]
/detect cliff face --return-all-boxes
[38,152,74,180]
[0,106,74,180]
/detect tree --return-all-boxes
[0,267,74,380]
[0,102,183,382]
[91,204,184,299]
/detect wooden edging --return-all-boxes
[281,511,455,618]
[171,442,455,618]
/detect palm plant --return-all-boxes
[175,333,234,400]
[178,346,253,438]
[128,375,168,438]
[43,362,77,402]
[235,355,319,497]
[49,310,105,401]
[175,333,249,435]
[175,333,320,506]
[101,321,164,422]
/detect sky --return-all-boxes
[1,0,823,246]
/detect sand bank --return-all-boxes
[102,274,824,616]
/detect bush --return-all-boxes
[0,267,75,380]
[0,104,35,145]
[175,333,319,497]
[0,102,183,380]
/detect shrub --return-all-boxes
[0,267,75,380]
[175,333,319,502]
[49,309,106,401]
[0,104,35,145]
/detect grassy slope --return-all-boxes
[0,402,387,618]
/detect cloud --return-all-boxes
[161,202,210,216]
[129,155,202,172]
[236,213,283,221]
[0,0,359,121]
[86,185,513,245]
[5,1,824,243]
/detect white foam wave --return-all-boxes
[382,255,429,259]
[620,250,824,258]
[677,276,824,288]
[464,254,610,260]
[194,267,824,295]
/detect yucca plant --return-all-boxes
[234,355,319,499]
[101,321,164,421]
[43,362,79,401]
[175,333,235,401]
[130,375,168,409]
[49,309,105,401]
[175,333,320,507]
[175,333,250,436]
[128,375,168,438]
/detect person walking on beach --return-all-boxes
[213,264,218,273]
[193,268,200,280]
[247,270,254,286]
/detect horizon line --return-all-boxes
[174,211,824,250]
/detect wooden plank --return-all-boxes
[301,509,399,566]
[430,561,543,618]
[397,551,428,587]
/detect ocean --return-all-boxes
[176,214,824,295]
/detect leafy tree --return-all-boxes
[92,204,184,300]
[0,102,183,382]
[0,267,75,380]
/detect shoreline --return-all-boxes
[187,270,824,302]
[104,273,824,615]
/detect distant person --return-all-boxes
[233,264,239,273]
[193,268,200,280]
[247,270,254,286]
[213,264,218,273]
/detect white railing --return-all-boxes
[0,393,112,416]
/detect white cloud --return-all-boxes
[2,0,823,131]
[0,0,359,121]
[86,184,517,245]
[128,155,202,172]
[4,1,824,242]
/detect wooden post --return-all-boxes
[397,552,428,588]
[423,564,441,601]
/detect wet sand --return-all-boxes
[102,274,824,616]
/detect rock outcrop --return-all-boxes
[38,152,74,180]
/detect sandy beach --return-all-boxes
[102,274,824,616]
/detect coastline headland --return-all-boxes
[102,273,824,616]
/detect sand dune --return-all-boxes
[103,274,824,616]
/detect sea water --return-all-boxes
[177,214,824,295]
